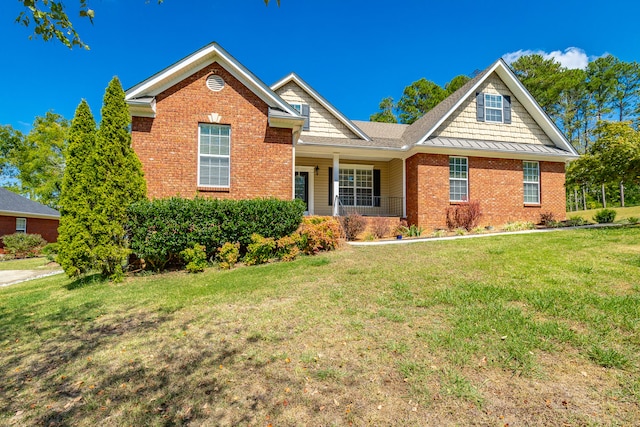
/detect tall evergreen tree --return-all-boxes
[370,97,398,123]
[57,100,98,277]
[444,75,471,95]
[397,78,447,124]
[92,77,147,280]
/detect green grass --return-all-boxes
[1,227,639,425]
[569,205,640,222]
[0,256,58,270]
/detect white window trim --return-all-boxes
[290,103,303,113]
[197,123,231,188]
[449,156,469,202]
[339,164,374,207]
[523,161,540,204]
[16,217,27,233]
[485,93,504,124]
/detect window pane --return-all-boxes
[524,183,539,204]
[523,162,539,182]
[339,188,355,206]
[485,94,502,108]
[485,108,503,122]
[450,180,467,202]
[449,157,467,179]
[356,188,373,206]
[199,156,229,186]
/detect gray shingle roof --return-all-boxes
[351,120,408,139]
[0,188,60,218]
[299,135,407,149]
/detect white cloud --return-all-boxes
[502,47,594,69]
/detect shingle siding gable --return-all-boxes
[275,82,360,139]
[431,73,553,146]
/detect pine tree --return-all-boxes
[92,77,147,280]
[57,100,98,277]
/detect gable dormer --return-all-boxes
[272,73,370,141]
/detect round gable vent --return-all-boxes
[206,75,225,92]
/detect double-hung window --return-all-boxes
[339,166,373,206]
[198,124,230,187]
[485,94,503,123]
[449,157,468,202]
[16,218,27,233]
[523,161,540,204]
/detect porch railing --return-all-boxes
[335,196,403,217]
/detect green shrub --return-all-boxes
[593,208,617,224]
[340,213,366,241]
[297,216,342,254]
[217,242,240,270]
[244,234,276,266]
[1,233,47,258]
[127,197,305,271]
[276,234,300,262]
[502,221,535,232]
[405,224,424,237]
[567,215,589,226]
[626,216,639,224]
[180,243,208,273]
[41,242,59,262]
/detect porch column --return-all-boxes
[333,153,340,216]
[402,157,407,218]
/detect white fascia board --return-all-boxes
[0,210,60,220]
[127,98,156,118]
[272,73,371,141]
[125,42,299,117]
[415,61,503,146]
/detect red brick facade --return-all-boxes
[0,215,59,248]
[406,153,566,230]
[131,63,293,200]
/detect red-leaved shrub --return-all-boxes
[445,201,482,231]
[297,216,342,254]
[370,217,391,239]
[340,213,367,241]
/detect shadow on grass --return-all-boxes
[65,273,108,291]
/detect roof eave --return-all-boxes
[0,210,60,220]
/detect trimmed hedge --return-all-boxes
[126,197,305,270]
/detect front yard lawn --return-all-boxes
[0,257,58,271]
[1,227,639,425]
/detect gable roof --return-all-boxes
[0,188,60,219]
[404,59,578,156]
[125,42,301,121]
[271,73,371,141]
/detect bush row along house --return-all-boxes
[125,42,578,230]
[0,187,60,248]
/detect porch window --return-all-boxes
[339,166,373,206]
[198,124,230,187]
[523,161,540,204]
[449,157,468,202]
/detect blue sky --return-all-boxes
[1,0,639,132]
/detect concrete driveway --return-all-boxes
[0,270,63,287]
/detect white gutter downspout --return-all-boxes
[332,153,340,216]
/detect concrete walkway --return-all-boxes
[0,270,63,287]
[348,223,623,246]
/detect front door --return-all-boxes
[295,171,309,214]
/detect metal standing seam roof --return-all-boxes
[0,188,60,218]
[423,137,572,156]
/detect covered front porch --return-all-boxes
[294,151,405,218]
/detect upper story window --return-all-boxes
[485,94,503,123]
[449,157,468,202]
[523,161,540,204]
[16,218,27,233]
[290,103,310,131]
[476,92,511,124]
[198,124,230,187]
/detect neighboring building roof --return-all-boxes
[0,188,60,219]
[271,73,371,141]
[125,42,302,129]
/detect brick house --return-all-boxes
[0,187,60,248]
[125,42,578,230]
